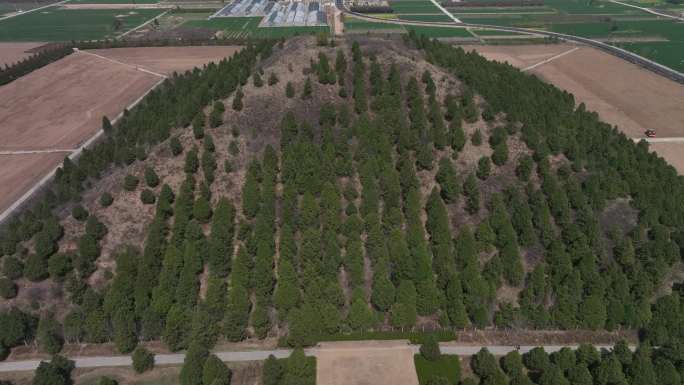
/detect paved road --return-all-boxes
[0,344,632,372]
[610,0,684,21]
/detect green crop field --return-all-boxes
[405,25,475,37]
[452,0,633,13]
[542,0,638,14]
[457,15,541,27]
[618,41,684,72]
[345,18,405,30]
[550,19,684,72]
[414,355,462,385]
[0,2,53,15]
[449,6,557,14]
[398,13,452,21]
[252,26,329,38]
[389,0,442,13]
[470,28,526,36]
[459,9,684,73]
[450,0,644,16]
[0,8,164,41]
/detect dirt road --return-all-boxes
[0,343,631,372]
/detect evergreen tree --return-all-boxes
[132,346,154,373]
[232,88,244,111]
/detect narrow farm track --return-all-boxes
[0,344,633,372]
[521,46,580,71]
[76,49,167,78]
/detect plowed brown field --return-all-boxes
[0,42,45,66]
[87,46,243,75]
[0,46,241,216]
[465,44,684,173]
[316,341,419,385]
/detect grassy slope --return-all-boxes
[0,8,164,41]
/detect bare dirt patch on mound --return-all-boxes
[87,46,242,75]
[316,340,419,385]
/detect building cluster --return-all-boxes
[211,0,329,27]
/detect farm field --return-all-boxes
[344,17,405,30]
[454,0,639,14]
[398,13,452,22]
[616,41,684,72]
[87,46,242,74]
[0,8,165,42]
[405,25,475,37]
[648,143,684,174]
[462,43,572,67]
[0,42,45,66]
[448,6,557,14]
[0,51,160,152]
[464,44,684,172]
[460,19,684,71]
[183,15,262,30]
[0,0,60,16]
[316,341,419,385]
[389,0,442,14]
[0,153,68,220]
[0,45,241,214]
[468,28,526,36]
[344,17,474,37]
